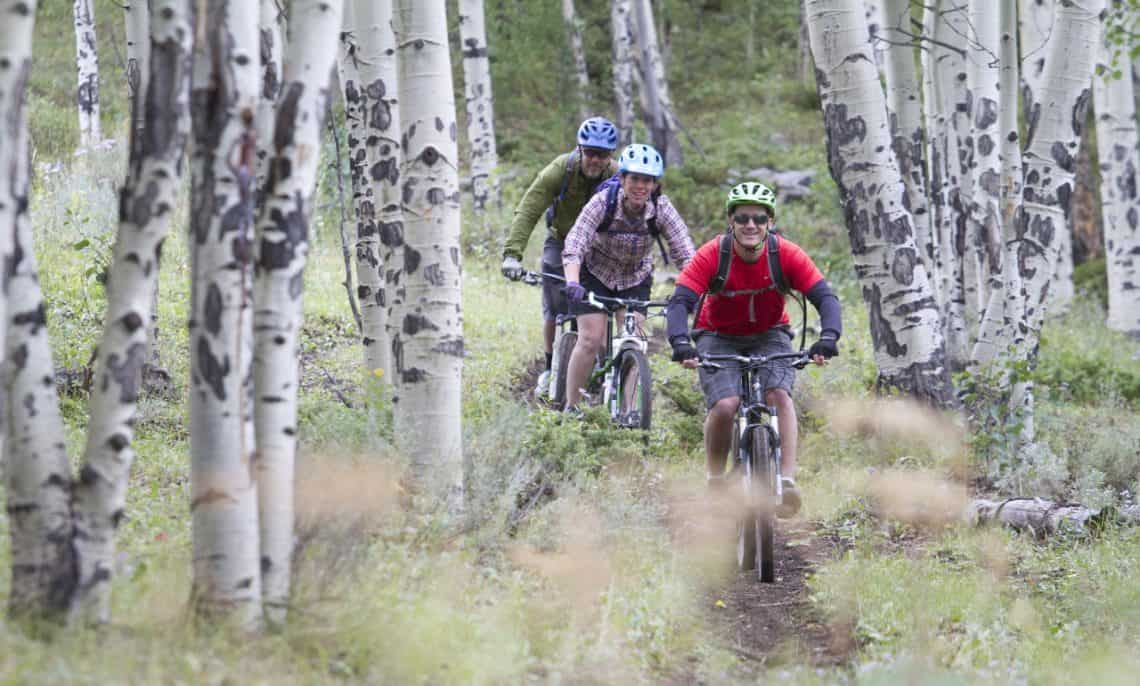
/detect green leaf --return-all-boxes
[72,238,90,250]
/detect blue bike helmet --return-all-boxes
[617,143,664,178]
[577,117,619,150]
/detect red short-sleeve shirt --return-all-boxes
[676,234,824,336]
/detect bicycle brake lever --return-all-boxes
[586,291,605,310]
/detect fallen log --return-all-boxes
[965,498,1140,536]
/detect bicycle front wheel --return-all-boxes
[551,329,578,410]
[613,347,651,430]
[752,426,778,583]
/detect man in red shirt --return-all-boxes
[665,182,841,516]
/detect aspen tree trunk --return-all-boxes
[458,0,499,212]
[344,0,399,378]
[70,0,194,624]
[611,0,635,146]
[1018,0,1054,114]
[864,1,885,74]
[1094,2,1140,336]
[633,0,682,166]
[124,0,150,151]
[254,0,343,625]
[920,4,946,305]
[881,0,932,285]
[562,0,590,119]
[188,0,263,627]
[393,0,464,503]
[1012,0,1105,435]
[2,0,78,621]
[73,0,102,148]
[807,0,955,406]
[966,0,1003,308]
[256,0,285,193]
[926,2,968,369]
[973,0,1024,366]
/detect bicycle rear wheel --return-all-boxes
[551,329,578,409]
[752,427,778,583]
[736,428,756,571]
[613,347,651,430]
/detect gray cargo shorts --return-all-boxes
[695,327,796,409]
[540,236,567,322]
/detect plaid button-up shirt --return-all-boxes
[562,188,695,291]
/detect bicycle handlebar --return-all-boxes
[698,351,812,370]
[520,271,667,312]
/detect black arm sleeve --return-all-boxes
[665,284,701,346]
[805,279,842,340]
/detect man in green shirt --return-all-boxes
[501,117,620,396]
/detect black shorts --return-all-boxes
[540,237,566,322]
[568,267,652,316]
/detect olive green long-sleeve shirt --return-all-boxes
[501,152,619,260]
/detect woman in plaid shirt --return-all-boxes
[560,143,696,411]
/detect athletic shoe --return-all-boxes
[534,370,551,399]
[777,477,801,518]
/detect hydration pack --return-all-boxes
[590,173,670,265]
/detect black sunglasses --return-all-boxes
[731,213,771,227]
[580,147,612,159]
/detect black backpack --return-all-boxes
[695,229,807,348]
[591,173,671,265]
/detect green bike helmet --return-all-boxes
[725,182,776,217]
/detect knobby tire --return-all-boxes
[615,347,652,430]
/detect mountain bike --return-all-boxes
[699,350,811,582]
[521,271,664,430]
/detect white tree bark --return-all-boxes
[966,0,1003,312]
[458,0,499,213]
[881,0,932,286]
[1018,0,1054,113]
[73,0,102,148]
[1014,0,1104,402]
[70,0,194,625]
[1095,2,1140,336]
[611,0,635,146]
[254,0,343,626]
[633,0,682,166]
[124,0,150,151]
[393,0,464,503]
[2,0,77,621]
[864,1,886,74]
[967,498,1140,535]
[256,0,285,193]
[342,0,399,378]
[808,0,955,406]
[188,0,262,628]
[562,0,590,119]
[973,0,1025,366]
[927,1,969,369]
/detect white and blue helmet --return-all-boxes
[617,143,664,178]
[576,117,619,150]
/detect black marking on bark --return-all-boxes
[450,246,459,266]
[369,99,392,132]
[274,82,304,152]
[1050,141,1075,173]
[235,55,250,67]
[890,248,918,286]
[107,433,130,452]
[403,312,439,335]
[13,303,47,335]
[1127,207,1138,231]
[404,245,421,274]
[424,263,445,286]
[863,282,907,357]
[107,342,147,403]
[978,169,1000,198]
[450,122,458,141]
[258,194,308,270]
[433,338,465,357]
[111,510,125,529]
[402,368,427,383]
[975,97,998,130]
[290,271,304,299]
[402,177,416,204]
[10,343,27,371]
[421,146,440,166]
[261,556,273,574]
[977,134,994,157]
[79,464,100,486]
[24,391,37,417]
[371,157,399,184]
[204,282,224,335]
[196,337,230,401]
[237,577,254,589]
[1072,88,1091,136]
[260,29,279,99]
[121,311,144,333]
[427,187,447,205]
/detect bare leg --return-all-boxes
[766,388,797,479]
[705,396,739,476]
[543,319,555,356]
[565,313,606,408]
